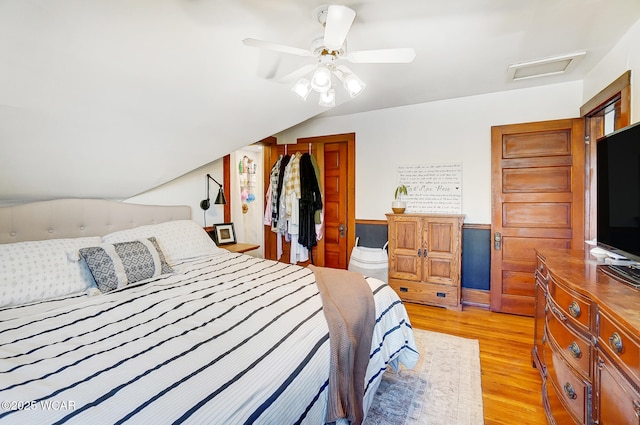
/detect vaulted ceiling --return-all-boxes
[2,0,640,203]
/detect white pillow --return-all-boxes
[0,236,102,308]
[102,220,221,264]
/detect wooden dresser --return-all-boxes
[386,213,464,310]
[533,249,640,424]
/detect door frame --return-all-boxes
[581,70,631,244]
[260,133,356,266]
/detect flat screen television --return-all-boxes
[596,121,640,265]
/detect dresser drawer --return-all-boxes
[596,352,640,425]
[545,334,592,424]
[536,256,549,283]
[388,278,459,307]
[544,376,580,425]
[548,275,592,332]
[598,309,640,383]
[547,300,591,378]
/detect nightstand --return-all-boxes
[223,243,260,254]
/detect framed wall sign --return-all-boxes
[212,222,236,245]
[397,162,463,214]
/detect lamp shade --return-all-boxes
[318,88,335,107]
[292,78,312,100]
[343,73,366,97]
[200,173,226,210]
[311,66,332,93]
[214,187,227,205]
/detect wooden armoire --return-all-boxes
[386,213,464,310]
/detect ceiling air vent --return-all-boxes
[508,51,586,81]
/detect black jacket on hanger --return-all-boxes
[298,153,322,251]
[273,154,290,227]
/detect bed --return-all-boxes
[0,199,418,424]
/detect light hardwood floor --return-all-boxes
[404,303,547,425]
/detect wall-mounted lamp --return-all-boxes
[200,173,226,210]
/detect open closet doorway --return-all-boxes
[229,145,264,257]
[262,133,356,268]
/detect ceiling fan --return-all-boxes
[243,4,416,107]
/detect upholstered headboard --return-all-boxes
[0,199,191,244]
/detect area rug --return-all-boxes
[365,329,484,425]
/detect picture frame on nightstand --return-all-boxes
[211,222,236,245]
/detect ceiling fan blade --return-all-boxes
[278,64,317,83]
[242,38,314,57]
[323,5,356,51]
[346,48,416,63]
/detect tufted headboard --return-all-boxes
[0,199,191,244]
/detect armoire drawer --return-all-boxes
[388,278,459,308]
[598,309,640,382]
[547,301,591,377]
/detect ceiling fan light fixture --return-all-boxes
[291,77,312,100]
[343,73,366,98]
[311,66,332,92]
[244,5,415,106]
[318,88,336,107]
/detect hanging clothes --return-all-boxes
[264,150,323,265]
[273,154,290,231]
[284,153,308,263]
[284,153,301,220]
[263,182,273,226]
[299,153,323,252]
[309,153,324,241]
[264,155,282,227]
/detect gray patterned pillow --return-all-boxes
[79,237,173,293]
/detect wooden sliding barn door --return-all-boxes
[262,133,355,268]
[491,118,585,316]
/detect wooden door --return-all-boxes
[262,134,355,268]
[323,142,348,268]
[491,118,585,316]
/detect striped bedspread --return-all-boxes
[0,252,418,424]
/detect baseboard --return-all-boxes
[462,288,490,309]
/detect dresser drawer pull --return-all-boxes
[568,342,582,359]
[609,332,623,354]
[567,301,581,318]
[563,382,577,400]
[549,303,567,321]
